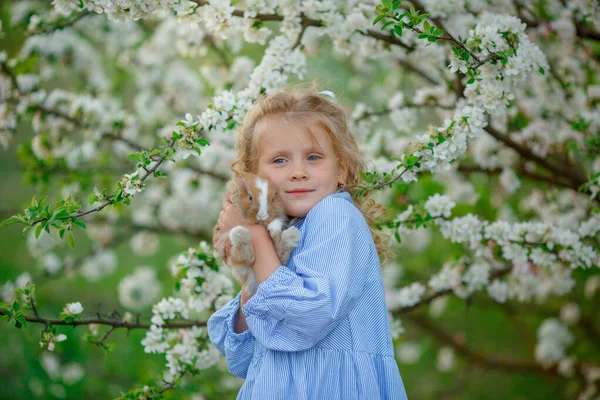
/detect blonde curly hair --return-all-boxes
[231,84,394,265]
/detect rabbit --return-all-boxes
[213,172,301,296]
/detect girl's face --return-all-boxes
[255,116,347,218]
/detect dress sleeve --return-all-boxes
[242,196,375,352]
[207,291,256,378]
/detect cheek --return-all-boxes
[260,168,285,189]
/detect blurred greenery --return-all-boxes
[1,1,598,400]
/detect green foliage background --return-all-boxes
[0,2,597,399]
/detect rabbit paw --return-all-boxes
[230,226,251,246]
[244,273,259,296]
[267,218,284,233]
[282,226,301,246]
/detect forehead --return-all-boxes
[255,116,334,156]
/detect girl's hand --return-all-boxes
[217,193,250,231]
[214,193,252,261]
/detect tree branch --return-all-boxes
[406,313,561,376]
[484,125,588,192]
[393,265,512,315]
[0,309,207,330]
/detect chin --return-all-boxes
[285,207,309,218]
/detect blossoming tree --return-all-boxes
[0,0,599,398]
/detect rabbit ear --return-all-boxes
[269,183,278,204]
[240,176,250,193]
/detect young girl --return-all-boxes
[207,87,408,399]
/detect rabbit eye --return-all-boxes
[249,195,253,201]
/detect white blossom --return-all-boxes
[436,347,456,372]
[560,303,581,325]
[535,319,574,367]
[487,280,509,303]
[387,283,426,310]
[424,194,456,218]
[63,302,84,316]
[118,267,161,311]
[396,342,421,364]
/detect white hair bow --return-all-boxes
[318,90,336,101]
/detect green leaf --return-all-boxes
[423,20,431,31]
[392,1,402,10]
[373,14,386,25]
[383,0,393,9]
[539,67,545,75]
[127,154,140,161]
[1,215,24,227]
[427,36,437,42]
[73,220,86,229]
[382,21,395,31]
[124,198,131,205]
[434,29,445,36]
[67,232,75,249]
[198,138,210,147]
[418,33,428,39]
[407,155,419,166]
[466,77,475,84]
[89,195,99,205]
[394,25,403,37]
[35,223,43,239]
[461,50,470,61]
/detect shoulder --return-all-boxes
[305,192,366,230]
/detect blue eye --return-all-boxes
[308,155,320,161]
[273,158,286,164]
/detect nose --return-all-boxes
[289,162,308,181]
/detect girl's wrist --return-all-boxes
[248,224,269,244]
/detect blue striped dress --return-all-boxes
[207,192,408,399]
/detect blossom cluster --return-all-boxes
[52,0,181,21]
[534,318,573,367]
[460,13,550,114]
[394,194,598,305]
[140,241,234,377]
[404,194,599,270]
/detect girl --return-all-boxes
[208,87,408,400]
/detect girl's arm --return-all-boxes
[207,195,259,378]
[233,286,252,333]
[241,196,375,352]
[207,291,256,378]
[248,224,282,284]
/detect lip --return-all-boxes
[286,189,314,197]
